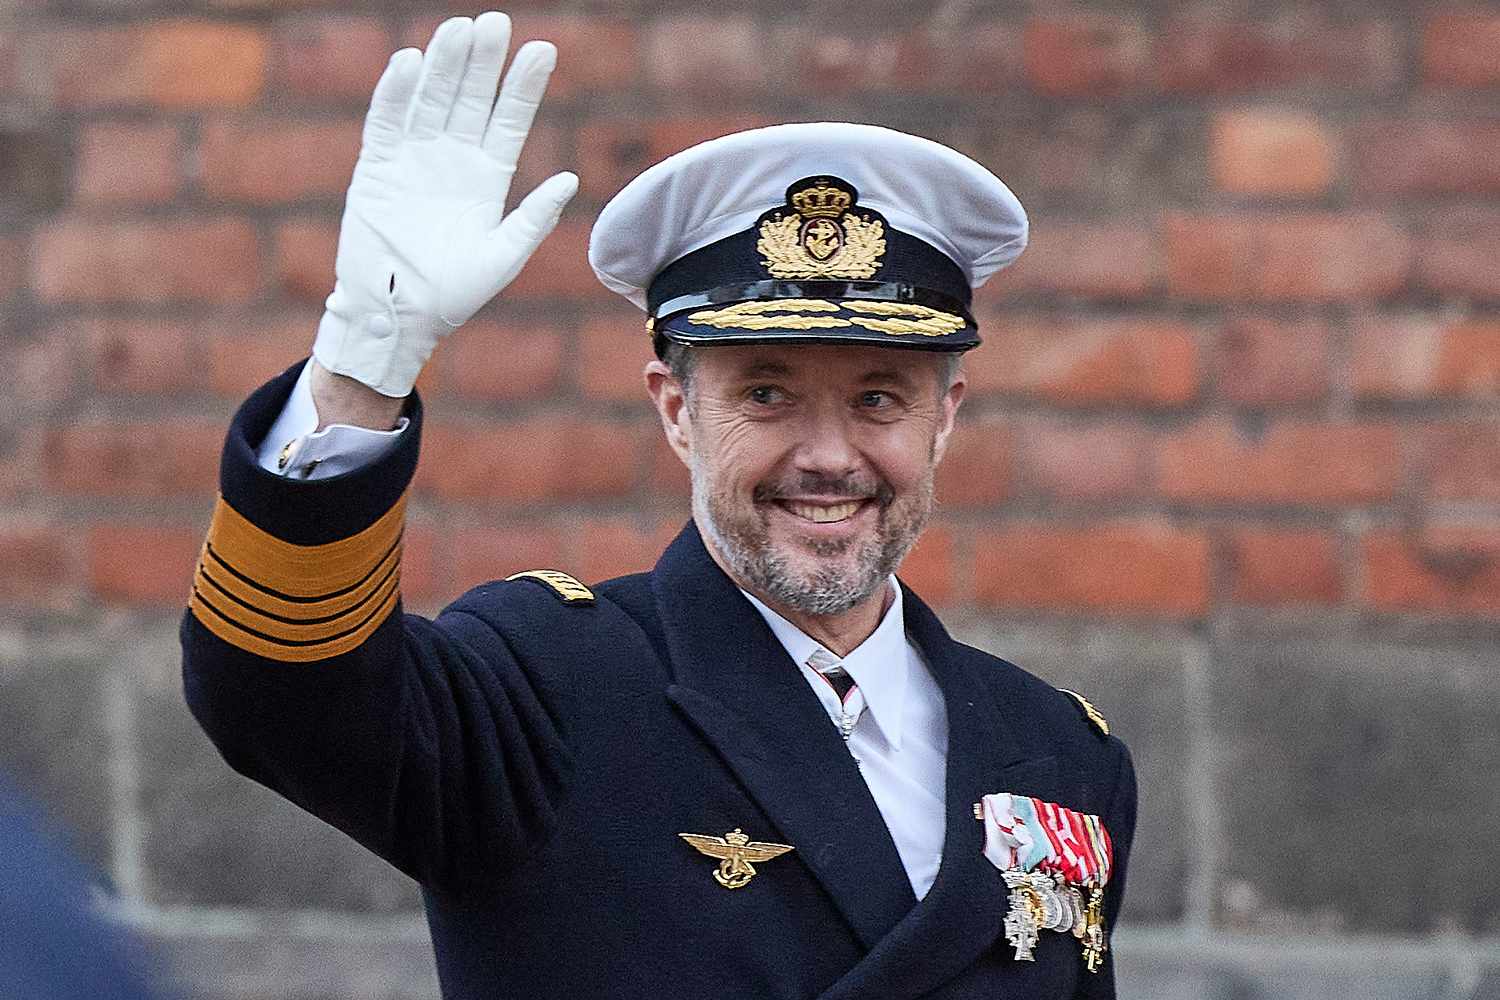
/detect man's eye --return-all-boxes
[859,390,893,408]
[748,386,784,405]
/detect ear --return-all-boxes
[931,370,966,465]
[645,359,693,464]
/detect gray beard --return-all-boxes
[690,458,929,617]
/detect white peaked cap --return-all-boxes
[588,122,1028,312]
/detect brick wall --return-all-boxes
[1,2,1498,998]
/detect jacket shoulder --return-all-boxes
[950,639,1124,755]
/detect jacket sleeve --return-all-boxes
[181,361,571,891]
[1075,739,1138,999]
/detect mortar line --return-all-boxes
[104,668,146,902]
[1181,636,1218,934]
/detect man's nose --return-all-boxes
[792,405,862,478]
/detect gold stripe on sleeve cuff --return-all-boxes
[188,493,407,663]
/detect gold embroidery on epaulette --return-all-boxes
[187,493,407,663]
[1059,689,1110,736]
[506,569,595,604]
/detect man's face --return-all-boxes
[649,343,965,616]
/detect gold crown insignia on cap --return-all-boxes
[789,182,853,218]
[757,177,886,280]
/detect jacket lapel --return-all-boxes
[815,586,1062,1000]
[654,524,917,950]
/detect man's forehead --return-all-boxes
[701,344,936,384]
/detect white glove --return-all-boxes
[313,12,579,397]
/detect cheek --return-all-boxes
[696,420,785,491]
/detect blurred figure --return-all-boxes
[0,779,158,1000]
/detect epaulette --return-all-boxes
[505,570,595,605]
[1058,689,1110,738]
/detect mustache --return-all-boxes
[754,473,894,505]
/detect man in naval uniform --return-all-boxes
[182,12,1136,1000]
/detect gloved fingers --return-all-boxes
[447,11,512,144]
[482,39,556,166]
[406,16,475,139]
[487,170,578,284]
[360,48,422,163]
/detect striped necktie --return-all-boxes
[807,649,865,744]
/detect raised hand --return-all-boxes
[312,12,578,398]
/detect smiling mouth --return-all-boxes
[777,500,867,524]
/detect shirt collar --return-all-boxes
[739,579,911,750]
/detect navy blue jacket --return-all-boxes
[0,780,159,1000]
[182,364,1136,1000]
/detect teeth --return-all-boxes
[785,501,862,523]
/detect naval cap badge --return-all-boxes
[679,828,795,889]
[756,176,887,280]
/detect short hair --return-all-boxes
[652,337,962,398]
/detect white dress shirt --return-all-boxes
[257,373,953,897]
[741,584,949,899]
[255,363,406,478]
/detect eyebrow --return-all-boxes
[735,361,794,379]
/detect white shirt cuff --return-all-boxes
[254,363,410,480]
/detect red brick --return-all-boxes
[1223,527,1343,606]
[1157,420,1400,506]
[1352,121,1500,196]
[445,524,571,595]
[1164,213,1409,302]
[967,317,1199,407]
[32,217,260,305]
[896,522,956,606]
[80,318,201,394]
[436,321,566,402]
[1353,318,1500,401]
[574,113,777,201]
[973,520,1211,616]
[576,518,682,583]
[417,419,648,501]
[46,421,223,497]
[646,436,691,502]
[1158,16,1400,94]
[1411,422,1500,503]
[789,30,933,95]
[578,314,652,401]
[511,123,567,206]
[0,237,19,302]
[790,26,1021,96]
[1000,222,1160,299]
[1422,11,1500,87]
[1216,317,1329,405]
[1419,207,1500,300]
[1364,526,1500,616]
[645,116,777,163]
[503,219,608,300]
[1024,14,1151,96]
[935,419,1013,506]
[0,522,79,606]
[74,122,181,205]
[646,17,765,93]
[46,21,267,109]
[89,523,203,606]
[1210,110,1337,197]
[275,15,392,101]
[272,217,337,304]
[1016,421,1152,500]
[207,315,316,395]
[396,524,439,605]
[199,119,361,203]
[3,337,80,413]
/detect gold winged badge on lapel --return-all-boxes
[679,828,795,889]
